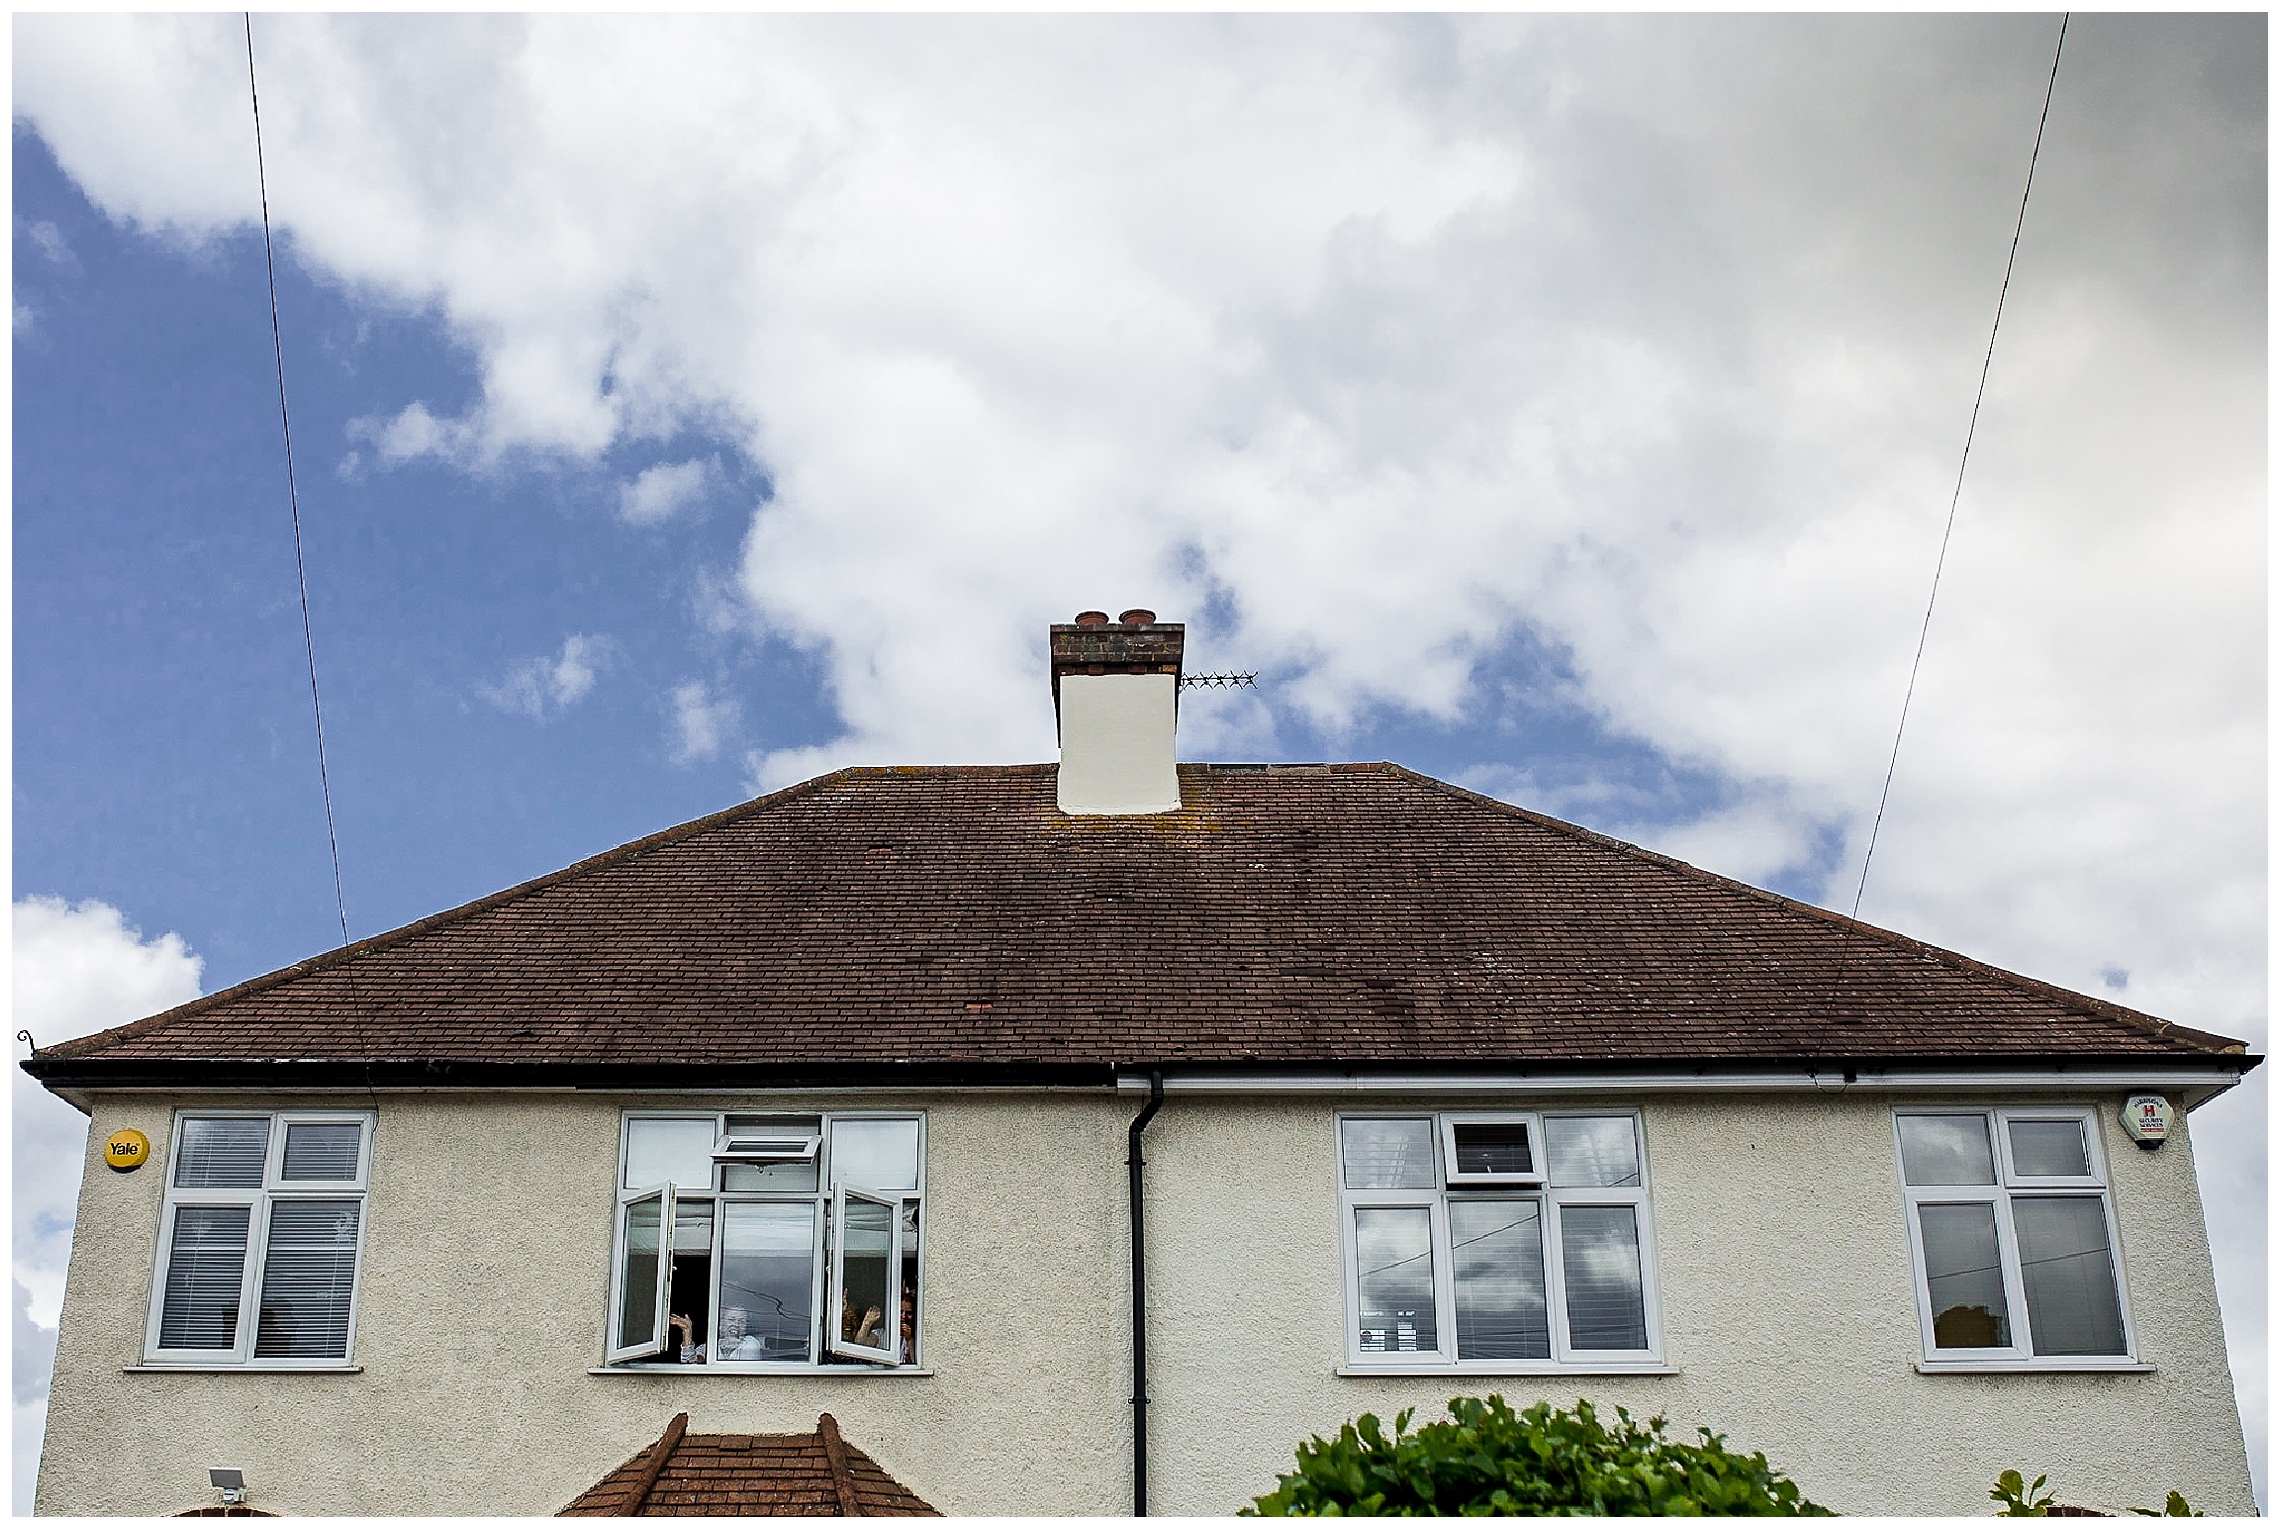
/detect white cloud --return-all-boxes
[619,456,717,526]
[667,680,737,764]
[352,399,482,468]
[24,219,73,266]
[13,14,2265,1494]
[11,897,205,1513]
[480,633,619,720]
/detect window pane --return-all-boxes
[1341,1119,1436,1189]
[280,1123,362,1182]
[722,1159,821,1192]
[1450,1200,1549,1359]
[1919,1202,2012,1348]
[1545,1117,1639,1188]
[1451,1122,1534,1177]
[837,1197,898,1356]
[721,1115,822,1191]
[174,1118,270,1189]
[2013,1197,2127,1356]
[2008,1120,2092,1180]
[158,1205,251,1350]
[719,1203,816,1362]
[830,1119,921,1192]
[625,1118,716,1191]
[1559,1205,1649,1350]
[1898,1115,1996,1186]
[1353,1207,1438,1354]
[617,1197,666,1351]
[673,1202,715,1255]
[253,1202,361,1359]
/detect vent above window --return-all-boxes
[1442,1115,1541,1185]
[712,1118,821,1164]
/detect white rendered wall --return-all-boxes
[36,1088,2254,1515]
[1056,672,1180,815]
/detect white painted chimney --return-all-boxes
[1051,609,1182,815]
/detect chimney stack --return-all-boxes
[1050,609,1183,815]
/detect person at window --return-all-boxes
[668,1308,705,1363]
[841,1292,887,1351]
[714,1305,763,1361]
[672,1305,765,1363]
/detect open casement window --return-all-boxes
[144,1111,373,1367]
[608,1111,923,1370]
[1338,1111,1660,1370]
[1896,1108,2133,1366]
[608,1184,677,1363]
[828,1184,904,1365]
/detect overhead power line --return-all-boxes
[245,13,351,948]
[1851,14,2069,922]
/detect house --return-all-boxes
[26,610,2259,1515]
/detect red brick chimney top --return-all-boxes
[1049,609,1184,712]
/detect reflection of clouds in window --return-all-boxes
[831,1119,921,1190]
[720,1202,814,1361]
[1451,1200,1548,1359]
[1559,1206,1647,1350]
[2013,1197,2124,1355]
[1898,1115,1996,1186]
[2007,1120,2090,1179]
[625,1117,716,1189]
[1354,1207,1437,1353]
[1545,1117,1638,1188]
[1342,1118,1436,1189]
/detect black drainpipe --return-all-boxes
[1127,1068,1166,1516]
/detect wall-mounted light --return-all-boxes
[208,1468,246,1508]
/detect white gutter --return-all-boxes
[1111,1065,2247,1108]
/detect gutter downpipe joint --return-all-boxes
[1128,1069,1165,1516]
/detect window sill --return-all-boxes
[588,1364,932,1378]
[1337,1363,1679,1378]
[124,1363,363,1374]
[1914,1359,2154,1375]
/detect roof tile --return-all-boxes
[36,764,2250,1072]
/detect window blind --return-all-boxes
[157,1205,251,1350]
[281,1122,362,1181]
[174,1118,270,1189]
[252,1201,362,1359]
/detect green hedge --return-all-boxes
[1246,1396,1831,1517]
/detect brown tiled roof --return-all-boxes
[560,1413,937,1516]
[27,763,2251,1081]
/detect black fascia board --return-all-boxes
[20,1050,2256,1094]
[17,1056,1123,1092]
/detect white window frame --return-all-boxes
[1337,1109,1664,1373]
[142,1109,374,1368]
[1895,1106,2137,1370]
[604,1182,678,1364]
[608,1110,924,1372]
[1439,1112,1545,1187]
[826,1183,906,1364]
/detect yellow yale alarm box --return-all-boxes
[103,1128,151,1173]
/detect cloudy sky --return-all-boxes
[12,13,2265,1510]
